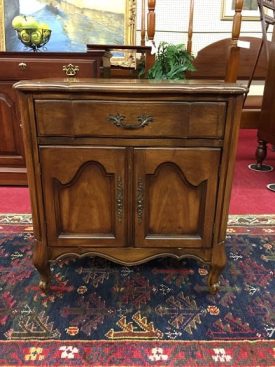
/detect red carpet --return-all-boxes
[229,129,275,214]
[0,186,31,213]
[0,129,274,214]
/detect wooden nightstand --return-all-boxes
[15,79,246,293]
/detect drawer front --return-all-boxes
[0,59,98,79]
[35,100,226,138]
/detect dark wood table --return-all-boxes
[0,50,104,185]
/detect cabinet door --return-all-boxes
[0,82,26,184]
[39,146,127,247]
[134,148,221,248]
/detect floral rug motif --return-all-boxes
[0,340,273,366]
[0,214,274,366]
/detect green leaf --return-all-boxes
[146,42,196,80]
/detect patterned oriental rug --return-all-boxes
[0,214,274,367]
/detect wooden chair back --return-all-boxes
[144,0,245,82]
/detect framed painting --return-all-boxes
[221,0,260,20]
[0,0,136,52]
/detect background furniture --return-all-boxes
[15,78,246,293]
[254,41,275,190]
[134,0,266,128]
[87,44,153,78]
[185,0,268,129]
[0,0,263,187]
[190,35,270,129]
[253,0,275,178]
[0,50,104,186]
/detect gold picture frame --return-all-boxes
[0,0,4,50]
[222,0,260,20]
[0,0,136,52]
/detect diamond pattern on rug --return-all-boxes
[0,232,274,342]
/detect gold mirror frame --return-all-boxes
[0,0,136,56]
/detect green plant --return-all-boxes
[146,42,195,80]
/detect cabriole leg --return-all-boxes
[208,241,226,294]
[32,239,51,291]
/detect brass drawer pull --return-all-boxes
[18,62,27,70]
[136,178,144,224]
[108,113,154,130]
[63,63,79,76]
[116,176,124,223]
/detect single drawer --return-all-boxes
[35,99,226,139]
[0,58,98,79]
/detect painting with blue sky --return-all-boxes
[4,0,127,52]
